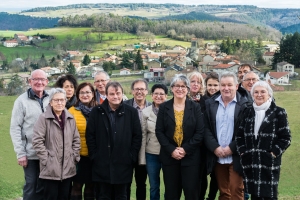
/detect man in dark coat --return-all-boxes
[204,72,251,200]
[86,81,142,199]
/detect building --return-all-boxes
[120,68,131,75]
[263,52,275,66]
[147,60,161,68]
[265,72,289,85]
[264,44,279,52]
[3,40,18,47]
[144,68,165,82]
[212,63,240,74]
[276,61,294,76]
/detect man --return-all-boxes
[204,72,251,200]
[237,64,253,84]
[10,69,50,200]
[242,71,259,92]
[123,79,151,200]
[86,81,142,199]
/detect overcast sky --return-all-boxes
[1,0,300,11]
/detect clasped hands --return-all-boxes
[171,147,186,160]
[214,146,232,158]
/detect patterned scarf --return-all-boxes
[190,92,201,102]
[78,102,93,118]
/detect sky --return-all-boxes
[1,0,300,12]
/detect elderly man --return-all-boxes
[204,72,251,200]
[10,69,50,200]
[237,64,253,84]
[86,81,142,199]
[124,79,151,200]
[242,71,259,93]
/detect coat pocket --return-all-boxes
[64,151,76,178]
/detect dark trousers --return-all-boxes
[127,164,147,200]
[42,177,72,200]
[162,164,200,200]
[23,160,43,200]
[98,182,127,200]
[251,196,277,200]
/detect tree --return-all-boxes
[6,74,25,95]
[120,52,132,69]
[66,62,76,76]
[37,53,48,68]
[82,54,91,65]
[135,50,143,70]
[102,62,111,73]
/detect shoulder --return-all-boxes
[123,98,133,106]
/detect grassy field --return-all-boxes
[0,89,299,199]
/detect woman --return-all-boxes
[32,88,80,200]
[55,74,78,109]
[68,82,98,200]
[156,74,204,199]
[139,84,168,200]
[204,72,219,98]
[188,71,205,112]
[236,81,291,200]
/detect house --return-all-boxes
[264,44,279,52]
[212,64,240,74]
[144,68,165,81]
[147,60,161,68]
[40,67,61,77]
[71,60,81,72]
[120,68,131,75]
[276,61,294,76]
[18,74,30,84]
[263,52,275,66]
[3,40,18,47]
[203,55,215,62]
[67,51,83,60]
[265,72,289,85]
[14,33,29,45]
[172,45,186,51]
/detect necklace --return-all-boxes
[174,104,185,107]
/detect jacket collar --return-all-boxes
[165,97,193,124]
[99,98,125,116]
[27,88,48,100]
[257,101,277,133]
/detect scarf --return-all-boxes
[190,92,201,102]
[253,97,272,139]
[78,102,93,119]
[152,103,159,116]
[66,95,77,109]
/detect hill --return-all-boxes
[280,23,300,34]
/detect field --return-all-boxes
[0,89,300,199]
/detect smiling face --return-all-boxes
[242,72,259,92]
[78,85,94,106]
[62,80,75,99]
[253,86,270,106]
[94,73,109,95]
[220,76,238,102]
[132,81,148,102]
[238,66,251,83]
[171,80,188,100]
[29,70,48,96]
[206,78,219,96]
[189,75,202,95]
[152,88,167,107]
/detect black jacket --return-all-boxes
[85,99,142,184]
[155,98,204,166]
[204,88,252,175]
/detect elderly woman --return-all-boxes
[156,74,204,199]
[32,88,80,200]
[236,81,291,200]
[139,84,168,200]
[68,82,98,200]
[55,74,78,109]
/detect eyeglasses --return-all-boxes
[52,99,66,103]
[133,88,147,92]
[190,80,202,85]
[79,91,92,95]
[31,78,47,82]
[153,93,166,96]
[172,85,187,90]
[94,79,108,84]
[244,78,258,82]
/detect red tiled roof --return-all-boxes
[5,40,18,43]
[71,60,81,63]
[269,72,289,79]
[213,64,234,69]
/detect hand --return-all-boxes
[222,146,233,157]
[176,147,186,157]
[18,156,28,168]
[171,149,184,160]
[214,146,226,158]
[270,152,276,158]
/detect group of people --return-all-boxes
[10,64,291,200]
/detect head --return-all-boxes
[188,72,205,95]
[251,81,273,106]
[219,72,238,102]
[29,69,48,95]
[205,72,219,96]
[94,71,110,95]
[170,74,190,100]
[237,64,253,83]
[242,71,259,92]
[131,79,149,102]
[49,88,67,114]
[75,82,97,107]
[106,81,124,109]
[151,84,168,107]
[55,74,78,100]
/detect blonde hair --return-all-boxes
[188,71,205,95]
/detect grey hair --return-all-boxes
[131,79,149,90]
[30,69,47,79]
[250,81,273,99]
[49,88,67,102]
[188,71,205,95]
[170,74,190,89]
[94,71,110,80]
[243,71,259,81]
[219,71,238,85]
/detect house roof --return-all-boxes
[269,72,289,79]
[147,54,159,59]
[277,61,292,66]
[68,51,82,56]
[5,40,18,43]
[213,64,234,69]
[71,60,81,63]
[150,68,165,72]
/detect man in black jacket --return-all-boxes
[86,81,142,199]
[204,72,251,200]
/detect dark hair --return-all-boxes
[55,74,78,90]
[151,84,168,94]
[105,81,124,95]
[74,82,98,107]
[238,64,253,72]
[131,79,149,90]
[204,72,219,86]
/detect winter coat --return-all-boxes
[32,105,81,180]
[236,101,291,198]
[85,99,142,184]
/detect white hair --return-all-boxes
[250,81,273,99]
[49,88,67,102]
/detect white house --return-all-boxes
[120,68,131,75]
[212,64,240,74]
[263,52,274,66]
[264,44,279,52]
[265,72,289,85]
[203,55,215,62]
[276,61,294,75]
[3,40,18,47]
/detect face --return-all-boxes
[220,77,238,102]
[171,80,188,99]
[78,85,94,105]
[132,81,148,102]
[152,88,167,106]
[62,80,75,99]
[107,86,123,108]
[29,70,48,94]
[238,66,251,82]
[206,78,219,96]
[94,73,109,95]
[253,86,270,106]
[50,93,66,113]
[242,73,259,92]
[190,76,202,94]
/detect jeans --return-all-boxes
[146,153,162,200]
[23,160,43,200]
